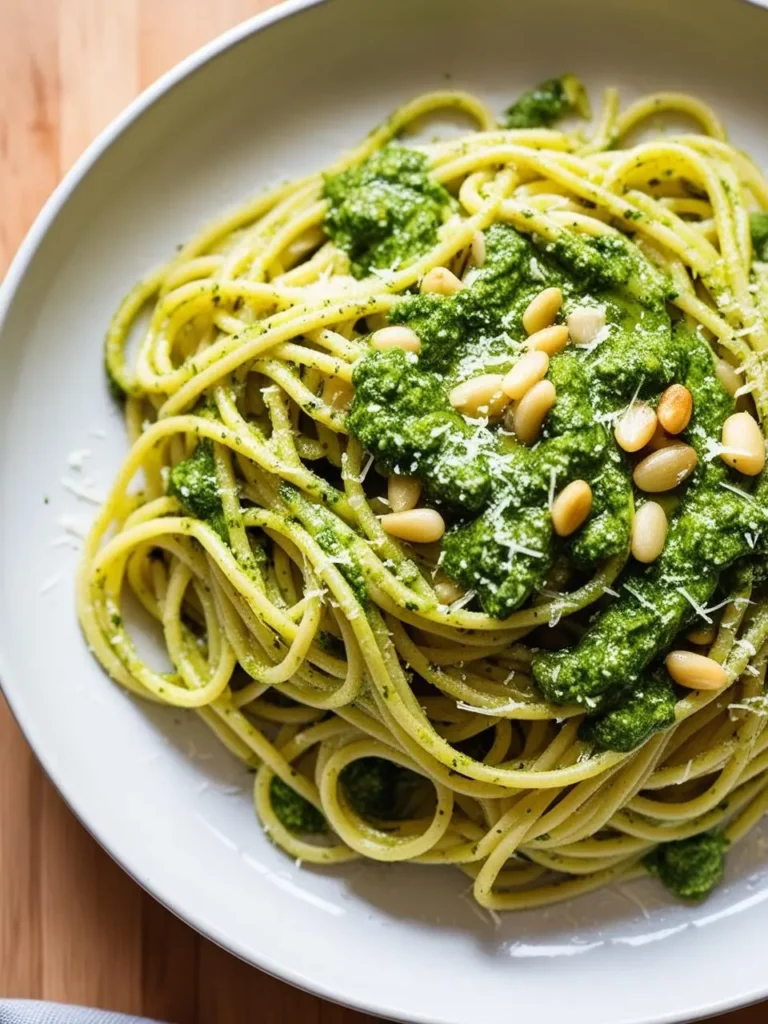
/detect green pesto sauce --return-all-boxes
[323,145,453,278]
[533,323,766,726]
[314,525,369,608]
[168,440,228,540]
[340,757,424,820]
[579,672,676,752]
[280,484,369,607]
[645,831,729,901]
[349,222,674,619]
[346,208,768,752]
[316,630,346,659]
[751,211,768,262]
[501,75,586,129]
[105,361,127,403]
[269,776,327,834]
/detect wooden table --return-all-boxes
[0,2,763,1021]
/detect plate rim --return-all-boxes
[1,0,768,1020]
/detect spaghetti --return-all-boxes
[81,81,768,910]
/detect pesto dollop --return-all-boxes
[346,207,768,753]
[340,757,424,820]
[349,222,674,618]
[501,75,588,129]
[323,146,452,278]
[579,672,677,752]
[270,776,327,834]
[533,324,768,722]
[645,831,729,901]
[168,439,227,540]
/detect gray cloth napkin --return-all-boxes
[0,1003,167,1024]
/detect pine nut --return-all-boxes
[522,287,563,335]
[381,508,445,543]
[502,350,550,401]
[714,357,743,398]
[449,374,509,419]
[470,231,486,268]
[615,402,658,453]
[633,444,698,492]
[514,380,557,444]
[420,267,464,296]
[657,384,693,435]
[371,325,421,353]
[665,650,728,691]
[323,377,354,411]
[388,474,422,514]
[720,411,766,476]
[551,480,592,537]
[525,324,570,356]
[646,421,674,451]
[687,625,717,646]
[567,305,606,346]
[631,501,668,563]
[435,577,465,605]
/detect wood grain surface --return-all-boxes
[0,2,763,1021]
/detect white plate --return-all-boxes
[2,0,768,1020]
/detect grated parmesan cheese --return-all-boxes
[456,699,526,716]
[677,586,712,623]
[67,448,92,470]
[39,574,62,595]
[622,583,656,612]
[60,476,105,505]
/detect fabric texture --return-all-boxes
[0,1002,167,1024]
